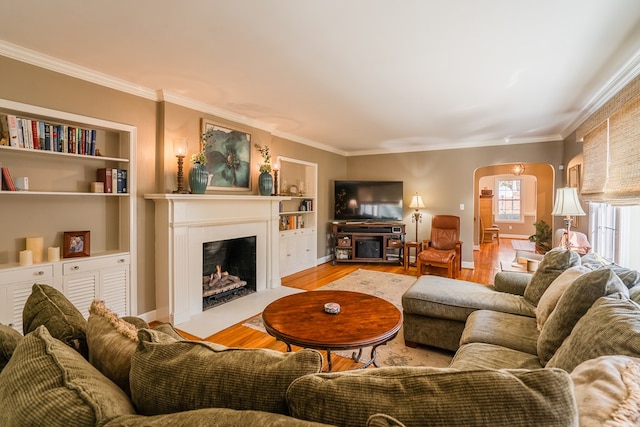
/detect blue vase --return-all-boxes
[189,163,209,194]
[258,171,273,196]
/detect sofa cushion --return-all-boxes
[449,342,543,370]
[537,269,629,365]
[460,310,539,355]
[535,265,591,331]
[581,254,640,289]
[106,408,332,426]
[22,283,88,358]
[547,295,640,372]
[367,414,407,427]
[523,249,581,306]
[0,324,22,372]
[286,367,577,427]
[571,355,640,426]
[130,328,323,416]
[0,325,135,427]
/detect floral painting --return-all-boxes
[201,120,251,191]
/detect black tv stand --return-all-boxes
[331,222,405,265]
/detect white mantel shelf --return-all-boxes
[144,193,290,324]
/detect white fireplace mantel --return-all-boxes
[145,194,290,324]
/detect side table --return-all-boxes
[404,241,422,270]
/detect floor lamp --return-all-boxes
[409,192,425,242]
[551,187,586,250]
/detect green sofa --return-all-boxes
[0,273,636,426]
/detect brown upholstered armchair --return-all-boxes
[416,215,462,278]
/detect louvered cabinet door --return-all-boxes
[0,265,55,333]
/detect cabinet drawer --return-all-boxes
[63,254,130,275]
[387,239,402,248]
[0,265,54,284]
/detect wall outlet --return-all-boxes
[459,204,464,210]
[509,225,513,230]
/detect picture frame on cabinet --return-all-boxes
[63,231,90,258]
[200,119,251,192]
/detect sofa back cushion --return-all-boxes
[547,295,640,372]
[535,265,591,331]
[537,269,629,365]
[130,328,323,416]
[286,367,578,427]
[0,324,22,373]
[0,325,135,426]
[524,249,581,306]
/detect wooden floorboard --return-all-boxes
[179,237,522,372]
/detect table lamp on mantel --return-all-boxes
[551,187,586,250]
[409,192,426,242]
[172,138,190,194]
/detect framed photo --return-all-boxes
[63,231,90,258]
[201,120,251,191]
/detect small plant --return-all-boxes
[255,144,272,173]
[529,220,552,254]
[190,151,207,165]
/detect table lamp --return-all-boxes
[409,192,425,242]
[551,187,586,249]
[172,138,190,194]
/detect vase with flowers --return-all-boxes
[189,150,209,194]
[255,143,273,196]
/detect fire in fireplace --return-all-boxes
[202,236,257,311]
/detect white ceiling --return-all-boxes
[0,0,639,155]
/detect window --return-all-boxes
[590,202,640,271]
[496,179,522,221]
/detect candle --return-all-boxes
[26,237,44,263]
[19,250,33,266]
[48,247,60,262]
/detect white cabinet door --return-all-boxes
[295,228,317,271]
[0,265,55,332]
[279,232,297,277]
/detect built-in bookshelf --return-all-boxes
[0,98,136,329]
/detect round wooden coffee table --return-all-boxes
[262,290,402,371]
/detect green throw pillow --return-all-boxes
[537,269,629,365]
[547,295,640,372]
[130,328,323,416]
[524,249,581,306]
[0,325,135,426]
[22,283,88,358]
[0,324,23,372]
[286,367,577,427]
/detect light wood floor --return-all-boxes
[178,237,520,371]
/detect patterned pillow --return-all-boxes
[22,283,88,358]
[524,249,581,306]
[537,269,629,365]
[130,328,323,416]
[535,265,591,331]
[571,355,640,426]
[0,325,135,426]
[547,295,640,372]
[286,367,577,427]
[0,324,22,372]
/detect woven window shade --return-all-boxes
[580,120,608,201]
[605,96,640,204]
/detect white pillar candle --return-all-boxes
[48,247,60,262]
[26,237,44,263]
[19,250,33,266]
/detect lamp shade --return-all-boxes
[173,138,188,156]
[551,187,586,216]
[409,193,425,209]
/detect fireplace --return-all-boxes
[202,236,257,310]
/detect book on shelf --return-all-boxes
[116,169,127,193]
[1,167,17,191]
[1,114,20,147]
[96,168,113,193]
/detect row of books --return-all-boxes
[1,114,98,156]
[280,214,304,230]
[97,168,128,193]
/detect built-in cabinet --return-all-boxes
[0,98,136,330]
[331,223,405,265]
[277,156,317,277]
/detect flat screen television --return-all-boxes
[334,180,404,222]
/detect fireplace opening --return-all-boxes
[202,236,257,311]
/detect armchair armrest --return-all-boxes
[493,271,532,295]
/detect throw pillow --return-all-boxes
[130,328,323,416]
[537,269,629,365]
[22,283,88,358]
[547,295,640,372]
[523,249,581,306]
[571,355,640,426]
[535,265,591,331]
[286,367,577,427]
[581,254,640,289]
[367,414,408,427]
[0,325,135,426]
[0,324,22,372]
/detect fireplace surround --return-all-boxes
[145,194,289,324]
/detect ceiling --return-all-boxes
[1,0,639,156]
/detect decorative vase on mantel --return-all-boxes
[258,171,273,196]
[189,163,209,194]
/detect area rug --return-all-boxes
[242,269,453,368]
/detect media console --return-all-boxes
[331,222,405,265]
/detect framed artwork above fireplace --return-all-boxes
[201,119,251,191]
